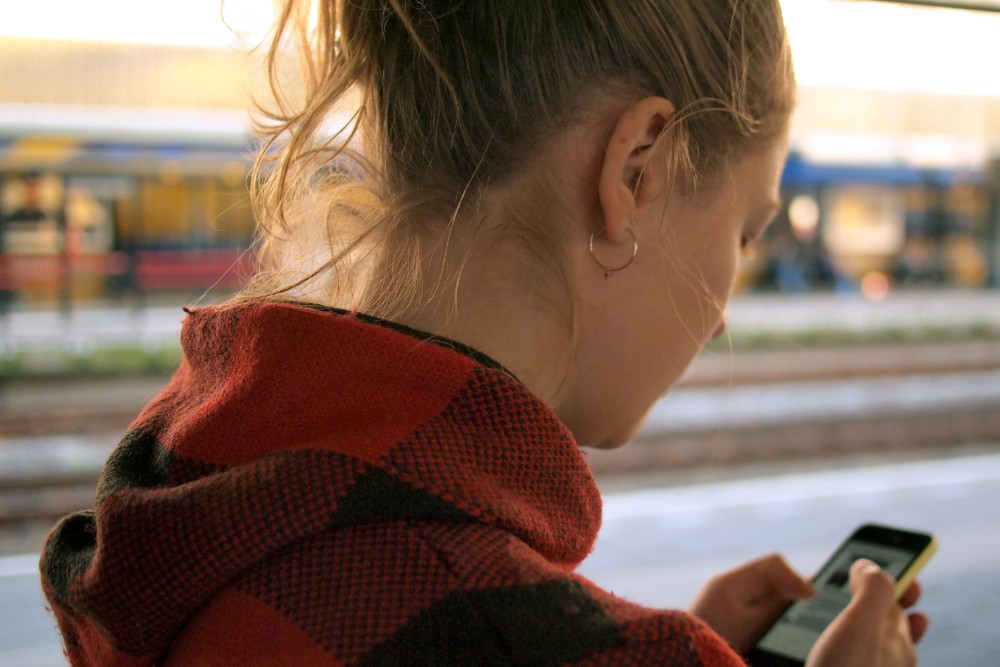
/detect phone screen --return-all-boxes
[753,536,924,663]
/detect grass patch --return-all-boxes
[3,324,998,379]
[706,323,1000,353]
[1,345,183,379]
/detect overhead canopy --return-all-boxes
[1,1,999,174]
[870,0,1000,11]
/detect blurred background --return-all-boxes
[1,0,998,665]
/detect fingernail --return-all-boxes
[855,558,879,573]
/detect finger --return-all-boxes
[899,580,922,609]
[908,611,930,643]
[754,553,815,600]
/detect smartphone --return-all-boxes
[748,523,936,667]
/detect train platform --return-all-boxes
[2,288,1000,357]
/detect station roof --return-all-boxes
[1,1,999,173]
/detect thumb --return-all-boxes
[846,558,896,622]
[808,560,907,667]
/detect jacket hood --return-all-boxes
[40,301,602,666]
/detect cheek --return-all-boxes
[701,232,742,294]
[701,238,742,319]
[663,243,738,343]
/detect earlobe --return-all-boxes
[597,97,675,244]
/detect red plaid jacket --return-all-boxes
[40,301,744,666]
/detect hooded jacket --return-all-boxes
[40,301,743,666]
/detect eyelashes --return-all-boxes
[740,232,758,252]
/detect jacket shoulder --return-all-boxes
[167,520,741,666]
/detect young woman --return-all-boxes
[41,1,928,665]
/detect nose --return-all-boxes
[711,312,728,340]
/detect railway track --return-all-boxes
[587,403,1000,477]
[2,339,1000,533]
[0,475,96,526]
[4,339,1000,436]
[5,404,1000,533]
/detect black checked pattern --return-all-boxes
[40,301,744,666]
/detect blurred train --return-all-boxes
[743,151,994,299]
[0,121,257,307]
[0,122,996,309]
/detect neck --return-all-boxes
[379,226,573,410]
[354,126,600,419]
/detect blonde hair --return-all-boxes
[243,0,794,319]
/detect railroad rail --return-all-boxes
[0,475,96,526]
[3,339,1000,534]
[4,339,1000,436]
[5,405,1000,532]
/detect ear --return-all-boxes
[598,97,675,244]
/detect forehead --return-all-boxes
[689,126,789,204]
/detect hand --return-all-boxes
[690,553,815,654]
[807,559,929,667]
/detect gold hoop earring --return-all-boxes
[589,228,638,278]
